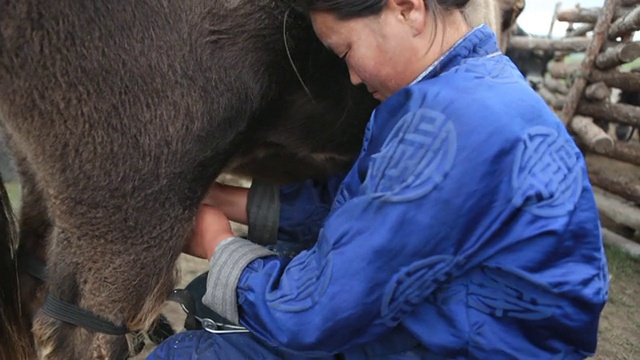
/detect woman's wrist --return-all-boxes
[204,183,249,224]
[206,232,236,259]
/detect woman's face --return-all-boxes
[311,4,427,101]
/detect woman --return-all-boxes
[149,0,608,358]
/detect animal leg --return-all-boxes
[32,214,187,360]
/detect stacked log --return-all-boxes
[509,0,640,255]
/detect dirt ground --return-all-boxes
[592,245,640,360]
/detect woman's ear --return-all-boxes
[388,0,428,35]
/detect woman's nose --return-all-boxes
[348,67,362,86]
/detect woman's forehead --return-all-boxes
[309,11,351,43]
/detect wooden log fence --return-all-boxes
[558,0,617,124]
[538,89,640,127]
[572,116,615,152]
[543,77,570,94]
[609,5,640,39]
[585,140,640,166]
[547,61,640,92]
[593,187,640,231]
[509,36,592,52]
[602,228,640,256]
[567,24,595,37]
[509,0,640,253]
[595,41,640,69]
[587,165,640,205]
[584,81,612,100]
[556,6,630,23]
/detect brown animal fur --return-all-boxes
[0,0,523,359]
[0,1,374,358]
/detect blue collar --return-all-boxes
[409,25,501,85]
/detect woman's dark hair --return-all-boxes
[296,0,471,19]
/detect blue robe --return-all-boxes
[149,25,608,360]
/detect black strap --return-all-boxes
[20,253,47,281]
[168,288,201,330]
[168,272,238,330]
[22,257,130,336]
[247,180,280,246]
[168,289,196,313]
[42,295,128,335]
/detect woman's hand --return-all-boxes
[202,182,249,225]
[184,204,235,259]
[184,180,250,259]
